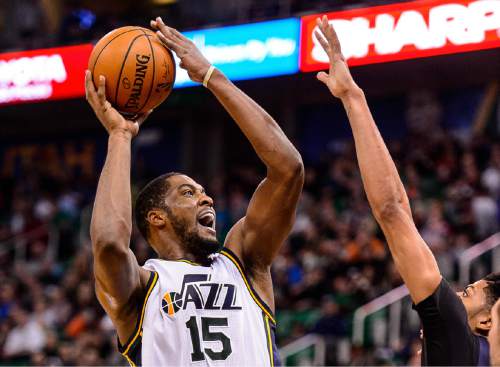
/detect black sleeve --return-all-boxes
[414,278,478,366]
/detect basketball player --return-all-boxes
[314,15,500,365]
[85,17,303,366]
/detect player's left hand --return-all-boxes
[151,17,211,83]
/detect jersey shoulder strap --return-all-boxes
[219,247,276,324]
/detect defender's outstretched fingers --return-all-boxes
[316,71,329,85]
[319,16,334,46]
[321,15,343,57]
[314,29,330,57]
[316,18,332,51]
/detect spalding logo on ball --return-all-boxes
[88,26,176,115]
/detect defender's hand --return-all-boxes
[314,15,359,99]
[85,70,151,138]
[151,17,211,83]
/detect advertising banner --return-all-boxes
[300,0,500,72]
[174,18,300,87]
[0,44,92,105]
[1,1,497,106]
[0,18,300,104]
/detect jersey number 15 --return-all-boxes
[186,316,232,361]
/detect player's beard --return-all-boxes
[165,207,222,264]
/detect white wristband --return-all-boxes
[203,65,216,88]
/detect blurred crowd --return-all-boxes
[274,133,500,364]
[0,0,410,53]
[0,86,499,365]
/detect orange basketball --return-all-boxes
[88,26,176,115]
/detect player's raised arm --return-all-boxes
[86,71,151,342]
[314,16,440,304]
[208,72,304,268]
[151,17,303,271]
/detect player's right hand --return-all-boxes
[85,70,151,138]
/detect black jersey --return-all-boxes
[414,278,490,366]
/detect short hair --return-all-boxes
[135,172,181,241]
[483,272,500,309]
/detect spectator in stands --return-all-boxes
[3,305,46,360]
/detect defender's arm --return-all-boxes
[342,89,441,303]
[86,72,150,342]
[315,16,440,304]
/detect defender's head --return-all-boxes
[457,272,500,336]
[135,172,220,263]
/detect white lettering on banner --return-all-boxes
[0,84,52,103]
[311,0,500,62]
[176,35,297,84]
[0,54,67,102]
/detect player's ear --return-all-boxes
[476,310,492,333]
[147,209,167,230]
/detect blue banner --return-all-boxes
[174,18,300,88]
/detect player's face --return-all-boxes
[457,280,490,321]
[164,175,220,256]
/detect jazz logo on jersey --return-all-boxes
[162,274,242,317]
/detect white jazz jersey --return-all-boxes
[118,248,280,366]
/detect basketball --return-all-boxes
[88,26,176,115]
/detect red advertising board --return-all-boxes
[0,44,92,105]
[300,0,500,72]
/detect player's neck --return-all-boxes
[157,248,212,266]
[149,231,207,265]
[149,231,184,257]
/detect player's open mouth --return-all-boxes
[197,210,216,232]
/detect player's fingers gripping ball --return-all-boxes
[88,26,176,115]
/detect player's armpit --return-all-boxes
[95,271,151,347]
[93,248,151,344]
[93,246,149,310]
[226,166,303,270]
[206,58,303,289]
[377,204,442,304]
